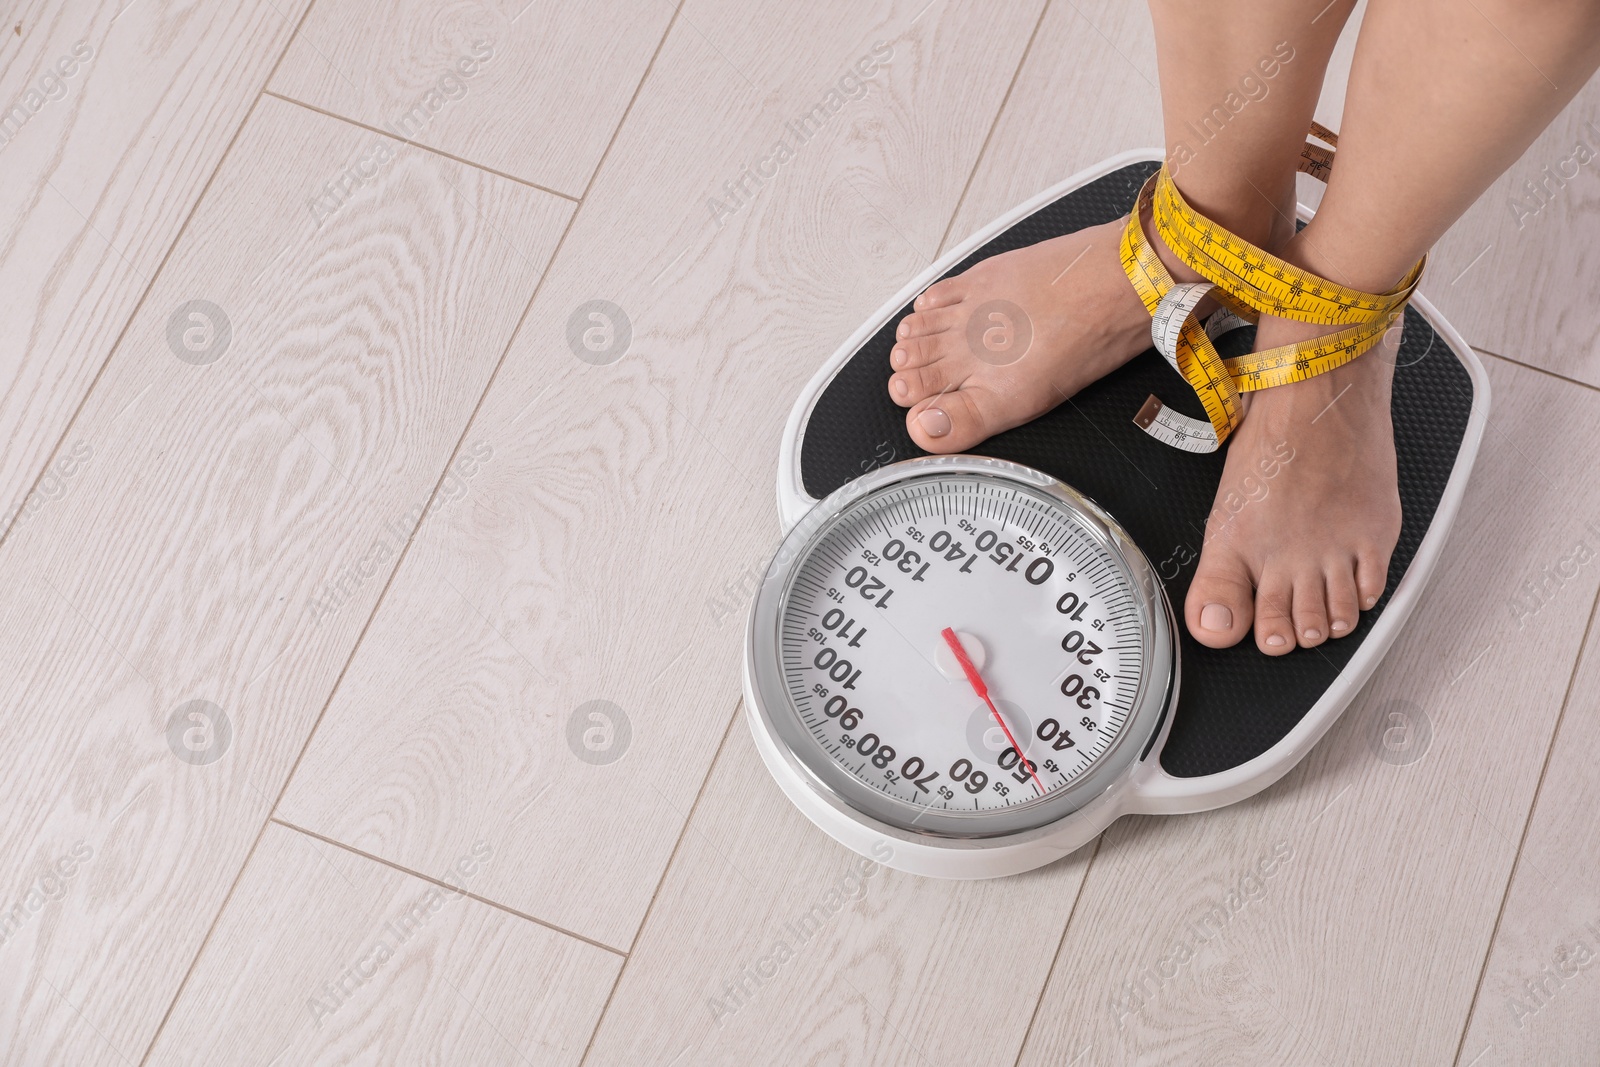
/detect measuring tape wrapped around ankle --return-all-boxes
[1119,125,1425,452]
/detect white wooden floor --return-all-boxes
[3,2,1598,1064]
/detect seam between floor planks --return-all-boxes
[576,700,745,1067]
[1476,346,1600,396]
[128,96,588,1064]
[252,0,686,927]
[267,818,628,957]
[934,0,1055,259]
[1012,836,1104,1067]
[260,90,583,204]
[111,8,342,1056]
[1450,585,1600,1067]
[0,2,315,562]
[130,4,686,1059]
[103,5,341,1059]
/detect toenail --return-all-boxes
[893,378,908,398]
[1331,620,1350,633]
[892,347,907,368]
[897,320,909,339]
[1266,634,1286,647]
[917,408,951,438]
[1303,628,1321,641]
[1200,603,1232,632]
[1362,595,1377,608]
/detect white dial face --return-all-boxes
[780,475,1147,813]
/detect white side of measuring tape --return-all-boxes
[1150,280,1212,364]
[1136,282,1252,454]
[1131,399,1217,454]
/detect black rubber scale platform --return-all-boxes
[799,160,1474,778]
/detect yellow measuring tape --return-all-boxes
[1119,123,1426,451]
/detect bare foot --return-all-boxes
[886,219,1156,452]
[1184,316,1402,654]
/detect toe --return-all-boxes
[915,278,964,311]
[889,360,956,407]
[1185,545,1255,649]
[891,333,941,370]
[1291,570,1329,648]
[1325,560,1361,638]
[896,306,960,342]
[1252,569,1296,655]
[1355,547,1391,611]
[905,387,1000,453]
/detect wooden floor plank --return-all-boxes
[273,0,1061,953]
[941,0,1161,245]
[1455,588,1600,1065]
[144,822,620,1066]
[583,717,1089,1067]
[1016,356,1600,1065]
[1421,82,1600,388]
[0,96,569,1064]
[0,0,308,548]
[268,0,675,198]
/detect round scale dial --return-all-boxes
[766,468,1163,835]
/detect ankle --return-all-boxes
[1275,220,1415,295]
[1178,169,1296,242]
[1148,172,1297,285]
[1253,315,1397,411]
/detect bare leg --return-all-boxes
[1188,0,1600,653]
[1298,0,1600,293]
[885,1,1356,453]
[1145,0,1355,256]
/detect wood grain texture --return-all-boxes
[950,0,1360,242]
[1290,1,1600,384]
[1422,80,1600,386]
[0,0,308,549]
[1456,581,1600,1065]
[274,0,1053,952]
[0,95,568,1064]
[268,0,674,197]
[941,0,1162,246]
[584,719,1089,1067]
[1016,356,1600,1065]
[144,821,620,1065]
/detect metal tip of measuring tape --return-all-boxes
[1134,395,1163,430]
[1133,395,1222,454]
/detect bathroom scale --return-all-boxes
[742,150,1488,879]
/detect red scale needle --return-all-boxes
[940,627,1045,796]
